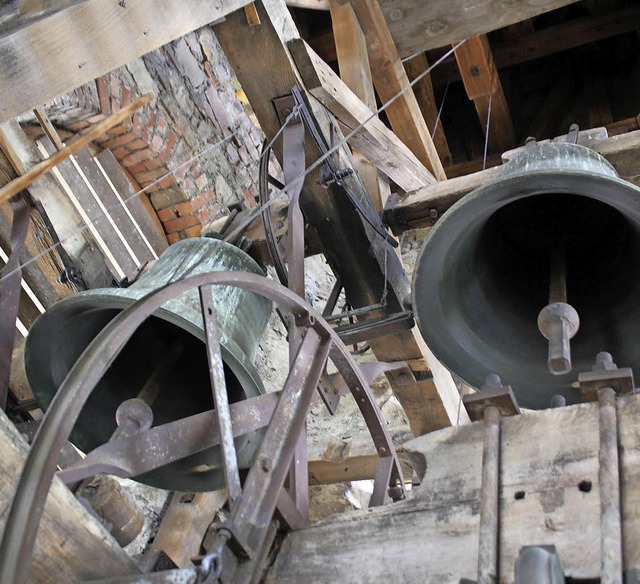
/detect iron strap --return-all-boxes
[0,193,30,410]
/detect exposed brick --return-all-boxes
[159,175,178,189]
[195,173,208,189]
[142,111,156,141]
[66,119,91,132]
[156,201,194,222]
[151,134,164,153]
[96,76,111,115]
[167,232,181,244]
[122,148,155,167]
[172,161,191,183]
[226,143,240,164]
[143,156,167,172]
[180,177,195,192]
[196,207,212,224]
[184,224,203,238]
[86,113,106,124]
[157,117,168,133]
[203,61,221,90]
[191,189,215,210]
[110,76,121,105]
[106,123,132,136]
[150,187,187,210]
[127,162,148,175]
[121,86,132,107]
[111,146,130,160]
[128,139,148,151]
[136,167,167,184]
[163,214,200,233]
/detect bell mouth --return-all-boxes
[413,164,640,409]
[25,297,265,492]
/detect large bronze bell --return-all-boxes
[413,142,640,409]
[25,237,272,492]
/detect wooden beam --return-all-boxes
[152,491,227,568]
[267,396,640,582]
[453,36,515,154]
[216,1,461,434]
[330,0,389,210]
[491,4,640,71]
[403,53,452,167]
[0,0,251,122]
[285,0,329,9]
[349,0,447,180]
[289,39,435,192]
[386,128,640,233]
[377,0,582,58]
[308,425,414,484]
[0,94,152,206]
[0,121,113,289]
[0,408,137,582]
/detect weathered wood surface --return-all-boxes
[152,490,227,568]
[374,0,582,58]
[0,121,113,289]
[0,408,138,582]
[289,39,436,192]
[267,396,640,583]
[216,1,463,435]
[0,0,252,122]
[350,0,446,180]
[387,129,640,232]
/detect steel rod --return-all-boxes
[598,387,623,584]
[477,404,501,584]
[200,284,242,502]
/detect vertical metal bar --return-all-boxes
[200,284,242,503]
[478,405,501,584]
[0,194,30,410]
[598,387,623,584]
[228,328,330,555]
[370,455,394,507]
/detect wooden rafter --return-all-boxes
[453,35,515,154]
[0,0,252,122]
[349,0,447,180]
[330,0,389,210]
[290,40,436,192]
[377,0,582,58]
[403,53,452,167]
[216,0,465,434]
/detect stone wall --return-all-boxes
[45,25,264,243]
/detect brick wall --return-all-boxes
[46,26,264,244]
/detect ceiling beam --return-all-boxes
[454,36,515,154]
[330,0,389,210]
[404,54,452,167]
[349,0,447,180]
[216,0,464,434]
[378,0,582,58]
[0,0,252,122]
[289,39,436,191]
[386,128,640,233]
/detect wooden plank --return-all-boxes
[0,408,138,582]
[404,53,452,167]
[95,149,168,258]
[152,490,227,568]
[285,0,329,9]
[216,1,458,434]
[39,139,139,281]
[491,4,640,71]
[0,121,113,289]
[330,0,389,210]
[349,0,446,180]
[289,39,436,191]
[453,36,515,154]
[377,0,582,58]
[268,397,640,582]
[308,425,413,485]
[0,0,251,122]
[387,128,640,232]
[0,94,153,206]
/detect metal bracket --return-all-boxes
[578,351,635,402]
[463,375,520,422]
[273,94,300,127]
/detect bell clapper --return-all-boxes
[538,239,580,376]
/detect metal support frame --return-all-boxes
[0,270,405,584]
